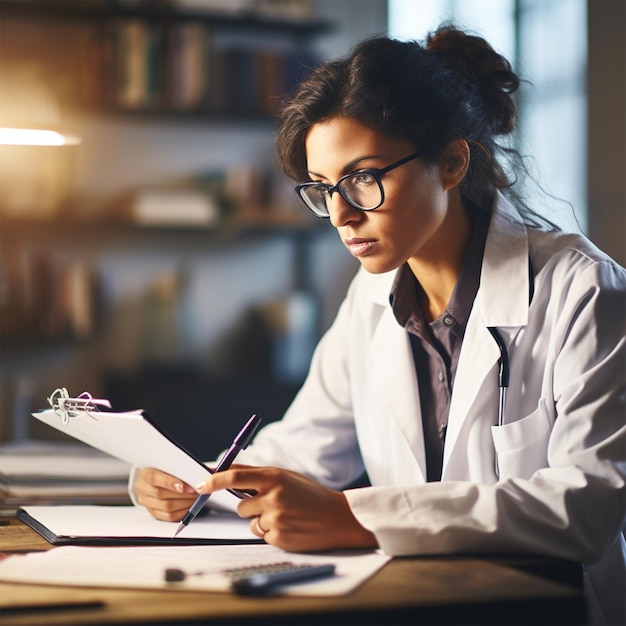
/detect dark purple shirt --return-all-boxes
[390,217,489,481]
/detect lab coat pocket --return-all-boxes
[491,399,551,480]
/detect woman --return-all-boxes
[132,26,625,623]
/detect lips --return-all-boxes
[343,237,376,257]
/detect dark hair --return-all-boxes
[276,24,551,228]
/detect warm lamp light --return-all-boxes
[0,67,81,146]
[0,127,80,146]
[0,67,81,216]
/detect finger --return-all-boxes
[146,468,196,493]
[139,468,196,495]
[146,504,189,523]
[135,478,186,502]
[250,516,268,539]
[135,478,199,515]
[235,491,265,520]
[196,466,279,495]
[137,492,197,522]
[136,487,196,508]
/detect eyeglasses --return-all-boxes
[295,150,425,218]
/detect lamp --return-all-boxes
[0,66,81,217]
[0,67,81,146]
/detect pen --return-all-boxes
[173,413,261,537]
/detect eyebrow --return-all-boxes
[307,154,386,179]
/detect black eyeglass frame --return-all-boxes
[295,149,425,218]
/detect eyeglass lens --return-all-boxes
[301,171,382,216]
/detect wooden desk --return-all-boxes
[0,520,585,626]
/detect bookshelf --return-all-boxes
[0,0,332,347]
[0,0,332,119]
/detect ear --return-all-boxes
[440,139,470,191]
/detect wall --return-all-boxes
[587,0,625,266]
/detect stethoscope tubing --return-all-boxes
[488,327,510,478]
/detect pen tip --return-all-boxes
[173,522,184,538]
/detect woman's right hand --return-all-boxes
[133,468,197,521]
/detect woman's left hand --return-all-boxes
[195,465,378,552]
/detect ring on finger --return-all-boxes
[254,516,268,536]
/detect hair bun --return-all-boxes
[426,24,519,134]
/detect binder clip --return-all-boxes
[47,387,112,425]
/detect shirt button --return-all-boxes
[438,371,445,383]
[443,315,454,326]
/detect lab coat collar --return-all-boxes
[477,194,530,328]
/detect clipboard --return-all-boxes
[31,388,243,511]
[16,505,262,546]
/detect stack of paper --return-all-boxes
[0,440,132,514]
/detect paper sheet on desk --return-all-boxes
[0,544,390,596]
[32,406,240,511]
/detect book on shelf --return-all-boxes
[81,17,320,115]
[130,186,221,227]
[0,252,98,342]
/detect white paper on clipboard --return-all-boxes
[31,400,240,511]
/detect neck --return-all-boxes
[407,203,473,323]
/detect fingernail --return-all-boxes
[195,481,205,491]
[173,482,183,493]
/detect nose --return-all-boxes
[328,192,362,228]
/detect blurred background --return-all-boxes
[1,0,624,461]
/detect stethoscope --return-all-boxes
[487,326,510,478]
[487,327,510,428]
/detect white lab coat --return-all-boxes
[234,195,626,624]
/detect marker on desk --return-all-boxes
[173,413,261,538]
[164,562,336,595]
[231,563,336,596]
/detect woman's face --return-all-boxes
[304,116,469,275]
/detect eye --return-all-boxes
[308,182,330,195]
[350,172,377,186]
